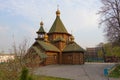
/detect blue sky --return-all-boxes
[0,0,104,53]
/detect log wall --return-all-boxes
[62,53,84,65]
[45,52,59,65]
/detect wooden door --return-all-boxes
[62,54,72,64]
[46,53,58,65]
[73,54,80,64]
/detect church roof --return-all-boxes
[32,46,47,58]
[35,40,60,52]
[63,42,84,52]
[48,10,68,34]
[37,21,46,33]
[53,37,65,42]
[37,26,45,33]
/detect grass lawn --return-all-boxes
[30,75,71,80]
[109,64,120,78]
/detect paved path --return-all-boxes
[34,63,120,80]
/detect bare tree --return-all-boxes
[18,39,30,67]
[98,0,120,45]
[0,39,30,80]
[9,39,30,71]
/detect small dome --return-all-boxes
[70,35,74,42]
[44,33,48,42]
[56,9,60,16]
[40,21,44,26]
[44,33,48,38]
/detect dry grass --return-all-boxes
[0,62,71,80]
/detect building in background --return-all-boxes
[85,48,98,61]
[0,54,15,63]
[85,47,104,62]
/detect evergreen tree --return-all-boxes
[20,67,29,80]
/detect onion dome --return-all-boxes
[37,21,46,34]
[40,21,44,26]
[56,9,60,16]
[44,33,48,42]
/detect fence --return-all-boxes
[105,56,120,62]
[85,57,104,62]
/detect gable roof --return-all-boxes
[63,42,85,52]
[35,40,60,52]
[32,46,47,58]
[48,16,68,34]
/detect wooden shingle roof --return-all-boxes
[36,40,60,52]
[48,16,68,34]
[63,42,85,52]
[37,26,46,34]
[53,37,65,42]
[32,46,47,58]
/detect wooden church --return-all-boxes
[25,9,85,67]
